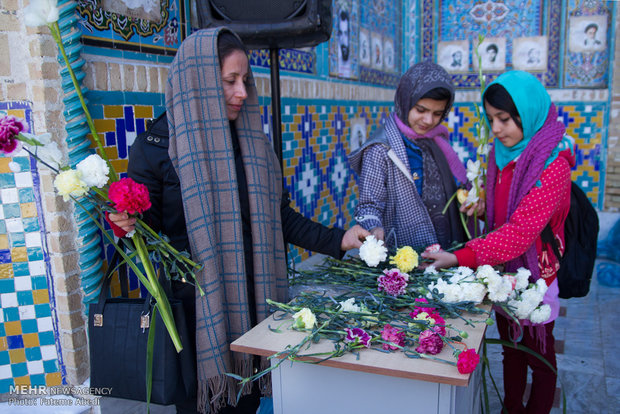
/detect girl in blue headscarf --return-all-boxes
[423,71,575,413]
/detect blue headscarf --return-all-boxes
[483,71,551,170]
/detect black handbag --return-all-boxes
[88,249,196,405]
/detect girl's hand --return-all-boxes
[460,200,485,217]
[420,251,458,270]
[370,226,385,241]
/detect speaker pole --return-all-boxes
[270,48,283,170]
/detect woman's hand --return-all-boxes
[107,211,137,233]
[420,251,458,270]
[340,225,371,251]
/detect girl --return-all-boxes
[349,61,469,250]
[423,70,575,414]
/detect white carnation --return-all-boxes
[76,154,109,188]
[487,274,514,303]
[514,268,531,291]
[359,235,388,267]
[424,265,438,275]
[535,279,548,296]
[339,298,361,312]
[461,282,488,303]
[529,305,551,324]
[475,265,500,281]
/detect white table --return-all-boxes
[231,307,488,414]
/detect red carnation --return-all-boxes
[108,177,151,214]
[457,348,480,374]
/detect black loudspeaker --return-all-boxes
[196,0,332,49]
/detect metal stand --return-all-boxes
[269,48,283,169]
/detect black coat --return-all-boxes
[127,113,346,261]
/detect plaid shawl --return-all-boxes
[166,28,287,413]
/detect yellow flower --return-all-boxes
[293,308,316,330]
[456,188,469,204]
[389,246,418,273]
[53,169,88,201]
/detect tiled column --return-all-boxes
[0,2,88,391]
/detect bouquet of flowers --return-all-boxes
[5,1,204,406]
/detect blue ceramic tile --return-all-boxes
[10,362,27,377]
[18,188,35,203]
[124,106,135,132]
[21,319,38,334]
[3,307,20,322]
[0,279,14,294]
[116,118,127,158]
[25,347,42,361]
[31,276,48,290]
[0,351,9,365]
[30,373,45,387]
[0,221,5,234]
[26,247,43,262]
[43,359,57,373]
[105,131,116,146]
[11,157,31,172]
[7,335,24,349]
[16,291,33,306]
[2,204,21,219]
[0,173,16,188]
[38,331,55,346]
[11,262,29,277]
[22,218,39,233]
[0,378,14,394]
[0,323,4,337]
[34,304,51,318]
[0,249,10,264]
[10,232,25,247]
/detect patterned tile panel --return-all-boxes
[0,103,62,392]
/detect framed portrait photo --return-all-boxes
[472,37,506,71]
[437,40,469,73]
[568,15,607,53]
[371,32,383,70]
[513,36,548,71]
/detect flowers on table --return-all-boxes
[339,297,361,313]
[389,246,419,273]
[378,268,409,297]
[380,324,405,350]
[359,235,388,267]
[457,348,480,374]
[344,327,372,348]
[293,308,317,330]
[415,329,444,355]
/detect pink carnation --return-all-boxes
[344,327,372,348]
[0,115,27,155]
[415,329,444,355]
[457,349,480,374]
[381,324,405,351]
[108,177,152,214]
[378,268,408,296]
[427,313,445,336]
[424,243,442,254]
[409,297,437,318]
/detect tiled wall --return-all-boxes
[0,103,62,392]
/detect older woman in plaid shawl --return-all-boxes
[161,28,368,413]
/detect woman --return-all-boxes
[423,70,575,413]
[110,28,368,413]
[349,61,469,250]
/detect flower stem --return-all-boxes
[49,21,118,182]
